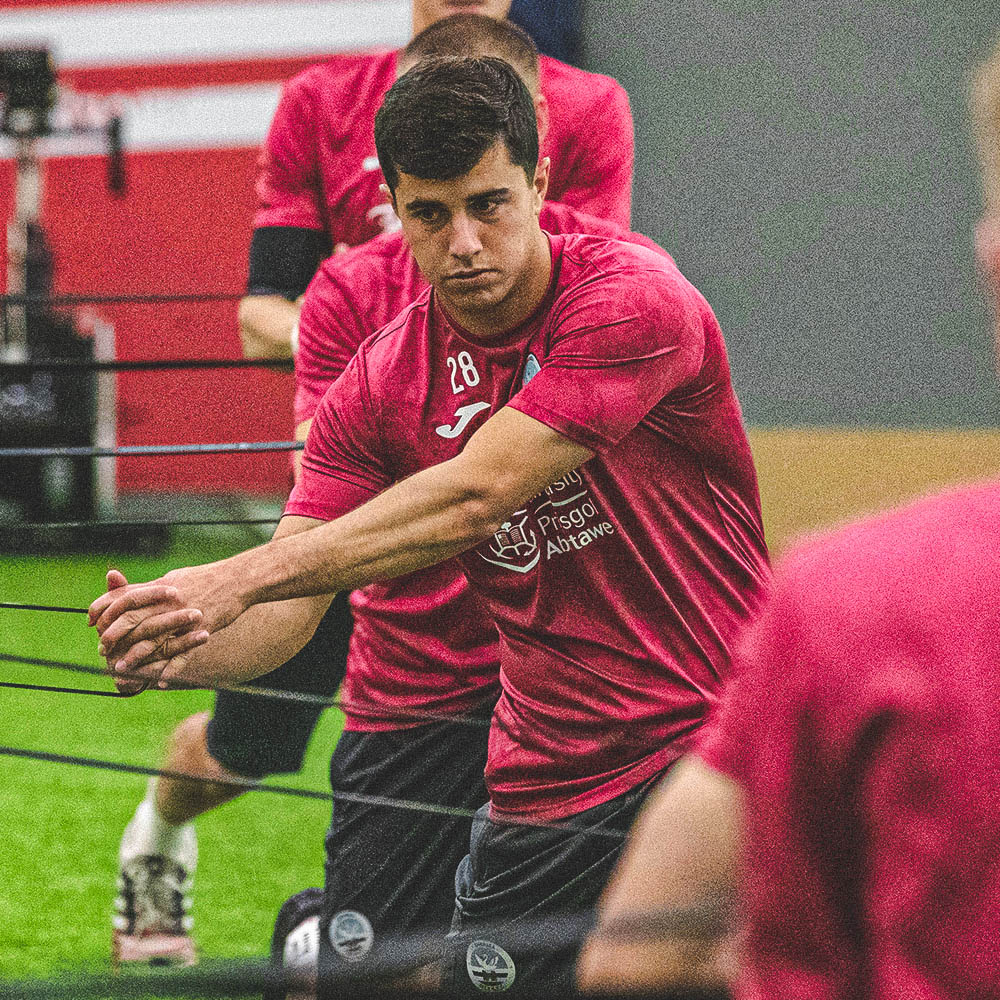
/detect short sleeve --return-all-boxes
[253,76,326,232]
[556,81,633,228]
[285,354,391,522]
[508,262,704,450]
[294,263,367,426]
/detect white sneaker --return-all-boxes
[112,799,197,967]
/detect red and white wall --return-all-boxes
[2,0,409,493]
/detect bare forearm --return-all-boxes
[90,408,593,682]
[238,295,300,359]
[177,593,331,687]
[233,460,503,608]
[226,411,590,611]
[577,757,740,991]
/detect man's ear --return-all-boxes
[533,157,550,211]
[534,92,550,146]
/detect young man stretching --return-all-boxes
[112,13,631,967]
[93,57,769,994]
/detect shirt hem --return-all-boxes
[487,740,685,824]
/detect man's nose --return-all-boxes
[449,213,483,260]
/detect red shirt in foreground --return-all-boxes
[700,479,1000,1000]
[254,50,634,248]
[287,233,768,821]
[295,204,668,732]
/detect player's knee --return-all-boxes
[168,711,212,760]
[265,888,325,1000]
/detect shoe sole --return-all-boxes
[112,930,197,969]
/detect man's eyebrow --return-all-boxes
[403,197,445,213]
[468,188,511,202]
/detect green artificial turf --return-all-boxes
[0,530,343,991]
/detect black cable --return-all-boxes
[0,291,242,305]
[0,357,293,372]
[17,517,279,530]
[1,954,731,1000]
[0,602,88,613]
[0,745,626,840]
[0,440,303,459]
[0,746,478,819]
[0,650,493,727]
[0,680,137,697]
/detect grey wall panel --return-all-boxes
[580,1,1000,426]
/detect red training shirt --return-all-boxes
[700,479,1000,1000]
[296,204,668,732]
[254,50,634,248]
[287,233,768,822]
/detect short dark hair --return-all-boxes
[400,14,539,92]
[374,56,539,194]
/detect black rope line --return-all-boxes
[2,950,731,1000]
[0,650,493,728]
[0,745,627,841]
[0,601,88,613]
[1,746,476,819]
[0,906,731,997]
[0,440,303,459]
[1,291,242,306]
[0,357,293,372]
[0,680,137,697]
[17,517,279,530]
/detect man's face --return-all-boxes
[391,141,549,333]
[411,0,513,34]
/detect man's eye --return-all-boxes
[473,199,502,216]
[413,208,441,223]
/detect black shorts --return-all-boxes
[316,711,492,992]
[445,775,665,997]
[204,593,352,779]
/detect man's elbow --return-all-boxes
[449,489,511,549]
[238,294,294,359]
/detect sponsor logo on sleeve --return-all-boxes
[466,939,516,992]
[522,353,541,386]
[328,910,374,962]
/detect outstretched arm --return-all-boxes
[576,755,741,993]
[90,406,592,687]
[95,517,335,690]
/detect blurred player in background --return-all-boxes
[93,57,768,994]
[576,38,1000,999]
[239,0,633,358]
[112,10,634,968]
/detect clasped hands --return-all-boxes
[89,563,244,694]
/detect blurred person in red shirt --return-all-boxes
[239,1,633,359]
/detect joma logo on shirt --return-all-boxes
[435,402,490,439]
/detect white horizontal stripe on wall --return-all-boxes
[4,0,410,67]
[0,82,283,155]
